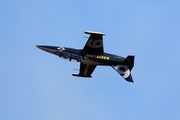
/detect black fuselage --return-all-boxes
[36,31,134,82]
[37,45,125,66]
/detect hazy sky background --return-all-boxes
[1,0,180,120]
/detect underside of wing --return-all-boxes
[82,31,105,53]
[72,63,96,77]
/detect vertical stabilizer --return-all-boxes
[123,55,135,71]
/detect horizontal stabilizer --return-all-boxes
[125,74,133,82]
[112,65,134,82]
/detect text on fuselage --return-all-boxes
[86,54,109,60]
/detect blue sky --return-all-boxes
[1,0,180,120]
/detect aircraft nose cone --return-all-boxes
[36,45,50,51]
[36,45,59,55]
[36,45,44,49]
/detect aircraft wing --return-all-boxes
[82,31,105,53]
[72,63,96,77]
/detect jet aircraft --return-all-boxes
[37,31,135,82]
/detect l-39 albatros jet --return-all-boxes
[37,31,135,82]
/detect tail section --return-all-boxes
[123,55,135,71]
[112,55,135,82]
